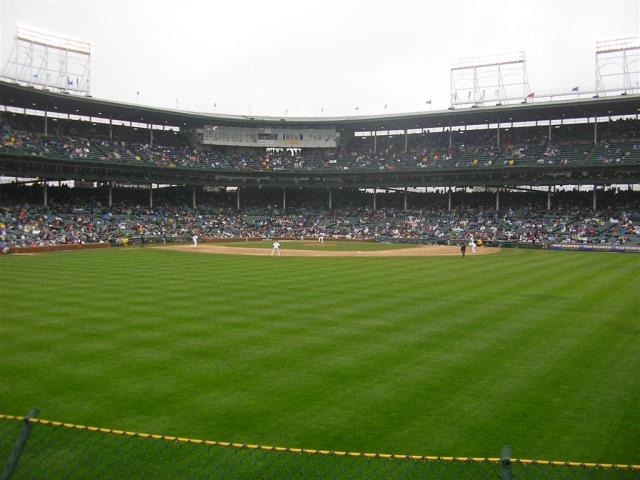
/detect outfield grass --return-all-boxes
[218,240,413,251]
[0,247,639,464]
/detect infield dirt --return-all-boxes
[162,243,501,257]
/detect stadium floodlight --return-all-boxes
[1,24,91,95]
[595,36,640,96]
[450,52,531,107]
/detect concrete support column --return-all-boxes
[404,129,408,153]
[328,188,332,210]
[108,181,113,208]
[44,110,48,137]
[373,132,377,154]
[43,180,48,207]
[403,187,408,211]
[497,123,500,147]
[495,189,500,212]
[548,117,552,142]
[373,189,377,211]
[593,186,597,211]
[236,188,240,210]
[282,188,286,212]
[448,127,453,150]
[594,119,598,146]
[547,185,551,211]
[192,185,196,210]
[448,188,452,212]
[149,183,153,209]
[149,124,154,147]
[109,119,113,140]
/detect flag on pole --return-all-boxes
[355,106,360,111]
[571,86,579,92]
[425,99,432,104]
[527,92,535,98]
[384,104,388,109]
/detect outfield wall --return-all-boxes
[548,244,640,253]
[9,243,112,254]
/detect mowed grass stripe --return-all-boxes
[0,248,638,464]
[255,254,612,454]
[0,253,620,414]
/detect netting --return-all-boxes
[1,414,638,480]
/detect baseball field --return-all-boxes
[1,244,639,465]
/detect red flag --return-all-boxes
[527,92,535,98]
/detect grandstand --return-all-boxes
[1,79,639,250]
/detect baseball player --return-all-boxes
[271,240,281,256]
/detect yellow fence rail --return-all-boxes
[1,412,638,479]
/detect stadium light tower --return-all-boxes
[1,24,91,95]
[595,36,640,96]
[450,52,531,107]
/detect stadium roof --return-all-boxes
[1,79,639,131]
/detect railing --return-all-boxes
[1,412,638,479]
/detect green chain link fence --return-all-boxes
[1,412,639,479]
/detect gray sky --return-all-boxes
[1,0,638,117]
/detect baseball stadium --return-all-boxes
[0,4,639,479]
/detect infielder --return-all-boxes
[469,235,477,254]
[271,240,281,256]
[192,234,198,248]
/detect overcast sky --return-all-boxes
[0,0,638,117]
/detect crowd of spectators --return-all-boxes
[2,114,640,172]
[2,194,637,248]
[2,113,638,249]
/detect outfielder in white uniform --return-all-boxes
[192,234,198,248]
[271,241,281,256]
[469,235,477,254]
